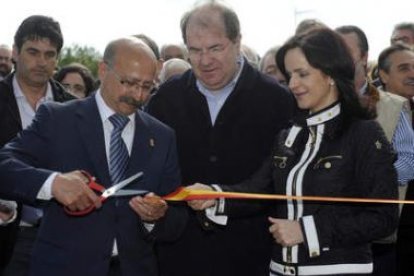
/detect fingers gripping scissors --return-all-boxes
[65,171,147,216]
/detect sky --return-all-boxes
[0,0,413,62]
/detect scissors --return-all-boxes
[64,171,147,216]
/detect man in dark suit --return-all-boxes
[0,15,75,276]
[147,2,295,276]
[0,37,187,276]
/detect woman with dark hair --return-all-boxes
[186,28,398,275]
[54,63,96,98]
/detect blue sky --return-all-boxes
[1,0,412,61]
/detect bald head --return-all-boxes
[103,37,156,68]
[99,37,158,115]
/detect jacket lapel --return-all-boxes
[126,111,153,179]
[75,97,111,186]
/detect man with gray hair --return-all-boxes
[0,44,13,80]
[391,22,414,47]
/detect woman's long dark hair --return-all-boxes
[276,28,370,124]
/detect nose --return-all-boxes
[199,51,214,66]
[288,76,298,90]
[36,54,48,67]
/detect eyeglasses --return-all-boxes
[187,42,231,60]
[106,64,155,93]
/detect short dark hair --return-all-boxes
[276,28,369,121]
[336,25,369,56]
[180,2,240,44]
[14,15,63,53]
[54,63,96,97]
[378,43,412,73]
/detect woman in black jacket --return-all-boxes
[187,28,398,276]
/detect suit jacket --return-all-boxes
[147,61,295,276]
[0,73,74,273]
[0,96,187,276]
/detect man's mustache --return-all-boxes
[119,95,144,108]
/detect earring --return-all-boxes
[329,81,335,86]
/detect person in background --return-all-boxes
[160,43,188,61]
[54,63,96,98]
[147,2,294,276]
[295,18,328,35]
[376,43,414,276]
[159,58,191,84]
[0,36,187,276]
[337,24,414,276]
[188,27,398,276]
[259,46,287,85]
[134,33,163,88]
[390,22,414,47]
[0,15,75,276]
[241,44,260,69]
[0,44,13,80]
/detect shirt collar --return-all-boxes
[95,89,136,124]
[12,75,54,101]
[306,103,341,126]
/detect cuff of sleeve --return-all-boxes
[0,200,17,225]
[37,172,59,200]
[143,222,155,232]
[301,215,320,258]
[205,184,228,225]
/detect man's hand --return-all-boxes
[129,193,168,222]
[186,183,216,210]
[0,200,16,222]
[268,217,304,247]
[52,171,101,211]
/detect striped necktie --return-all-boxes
[109,114,130,184]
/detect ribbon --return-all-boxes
[163,187,414,204]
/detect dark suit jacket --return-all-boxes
[0,73,74,273]
[147,61,295,276]
[0,96,187,276]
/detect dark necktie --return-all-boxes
[109,114,130,184]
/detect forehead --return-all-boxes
[113,49,156,79]
[285,48,309,68]
[20,38,58,52]
[393,28,414,38]
[389,50,414,67]
[0,48,11,56]
[186,10,228,45]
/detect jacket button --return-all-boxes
[324,162,331,169]
[311,251,319,257]
[204,221,210,227]
[209,155,218,162]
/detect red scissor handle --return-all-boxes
[64,171,106,216]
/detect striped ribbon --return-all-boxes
[162,187,414,204]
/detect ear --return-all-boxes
[379,69,389,85]
[98,61,108,81]
[12,45,18,62]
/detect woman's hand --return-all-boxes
[268,217,304,247]
[186,183,216,210]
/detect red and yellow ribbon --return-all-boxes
[162,187,414,204]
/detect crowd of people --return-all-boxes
[0,1,414,276]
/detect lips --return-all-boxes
[404,79,414,86]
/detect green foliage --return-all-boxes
[58,44,102,77]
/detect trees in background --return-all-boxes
[58,44,101,77]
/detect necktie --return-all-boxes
[109,114,130,184]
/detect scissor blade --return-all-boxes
[102,172,144,198]
[113,189,149,197]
